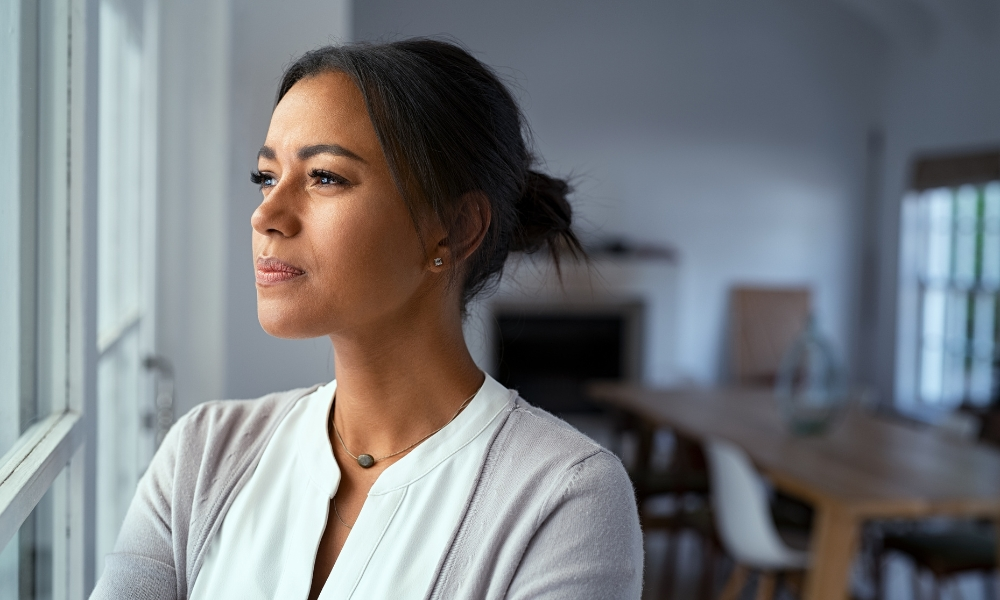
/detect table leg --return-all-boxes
[803,502,859,600]
[994,514,1000,595]
[995,516,1000,570]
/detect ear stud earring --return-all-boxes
[433,258,443,266]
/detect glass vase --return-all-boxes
[775,316,846,435]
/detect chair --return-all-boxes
[704,437,809,600]
[728,286,817,544]
[634,286,812,597]
[729,287,811,388]
[618,412,716,599]
[873,407,998,600]
[877,525,996,600]
[978,406,1000,448]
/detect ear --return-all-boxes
[427,192,491,272]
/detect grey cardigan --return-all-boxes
[90,387,643,599]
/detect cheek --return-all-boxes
[310,199,425,306]
[254,189,428,340]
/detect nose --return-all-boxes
[251,179,302,238]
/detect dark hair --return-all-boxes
[276,38,584,308]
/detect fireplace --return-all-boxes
[463,253,679,397]
[493,302,644,415]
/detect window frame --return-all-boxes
[896,150,1000,411]
[0,0,101,595]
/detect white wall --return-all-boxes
[159,0,1000,407]
[874,6,1000,403]
[157,0,232,416]
[158,0,351,414]
[355,0,887,384]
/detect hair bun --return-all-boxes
[512,170,583,259]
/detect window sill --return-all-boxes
[0,410,84,550]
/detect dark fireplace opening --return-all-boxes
[493,304,642,415]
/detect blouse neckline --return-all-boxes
[305,374,514,500]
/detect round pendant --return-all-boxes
[357,454,375,468]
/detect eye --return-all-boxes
[250,170,277,189]
[309,169,349,187]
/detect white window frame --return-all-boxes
[0,0,103,596]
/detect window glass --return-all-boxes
[0,0,37,463]
[904,182,1000,407]
[95,0,160,567]
[0,0,78,594]
[0,0,72,461]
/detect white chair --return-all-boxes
[704,437,810,600]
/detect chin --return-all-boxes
[259,316,306,339]
[256,299,323,340]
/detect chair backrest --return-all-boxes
[730,287,811,387]
[937,410,981,442]
[979,408,1000,448]
[704,437,807,570]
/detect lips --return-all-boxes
[256,256,306,285]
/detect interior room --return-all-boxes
[2,0,998,598]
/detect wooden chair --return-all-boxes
[730,287,812,388]
[618,411,716,599]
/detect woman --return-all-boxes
[92,39,642,599]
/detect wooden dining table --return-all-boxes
[588,382,1000,600]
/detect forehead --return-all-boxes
[265,71,381,160]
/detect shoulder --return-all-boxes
[500,401,644,599]
[179,385,318,433]
[497,397,616,469]
[430,397,642,598]
[484,396,637,521]
[169,386,318,458]
[150,385,320,523]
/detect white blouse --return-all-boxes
[190,375,514,600]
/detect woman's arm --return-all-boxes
[89,412,189,600]
[88,389,309,600]
[506,450,644,600]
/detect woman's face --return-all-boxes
[252,71,441,339]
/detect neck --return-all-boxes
[329,302,484,458]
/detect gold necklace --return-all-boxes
[333,497,352,529]
[330,388,478,469]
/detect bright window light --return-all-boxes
[900,181,1000,408]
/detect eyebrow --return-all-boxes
[256,144,366,163]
